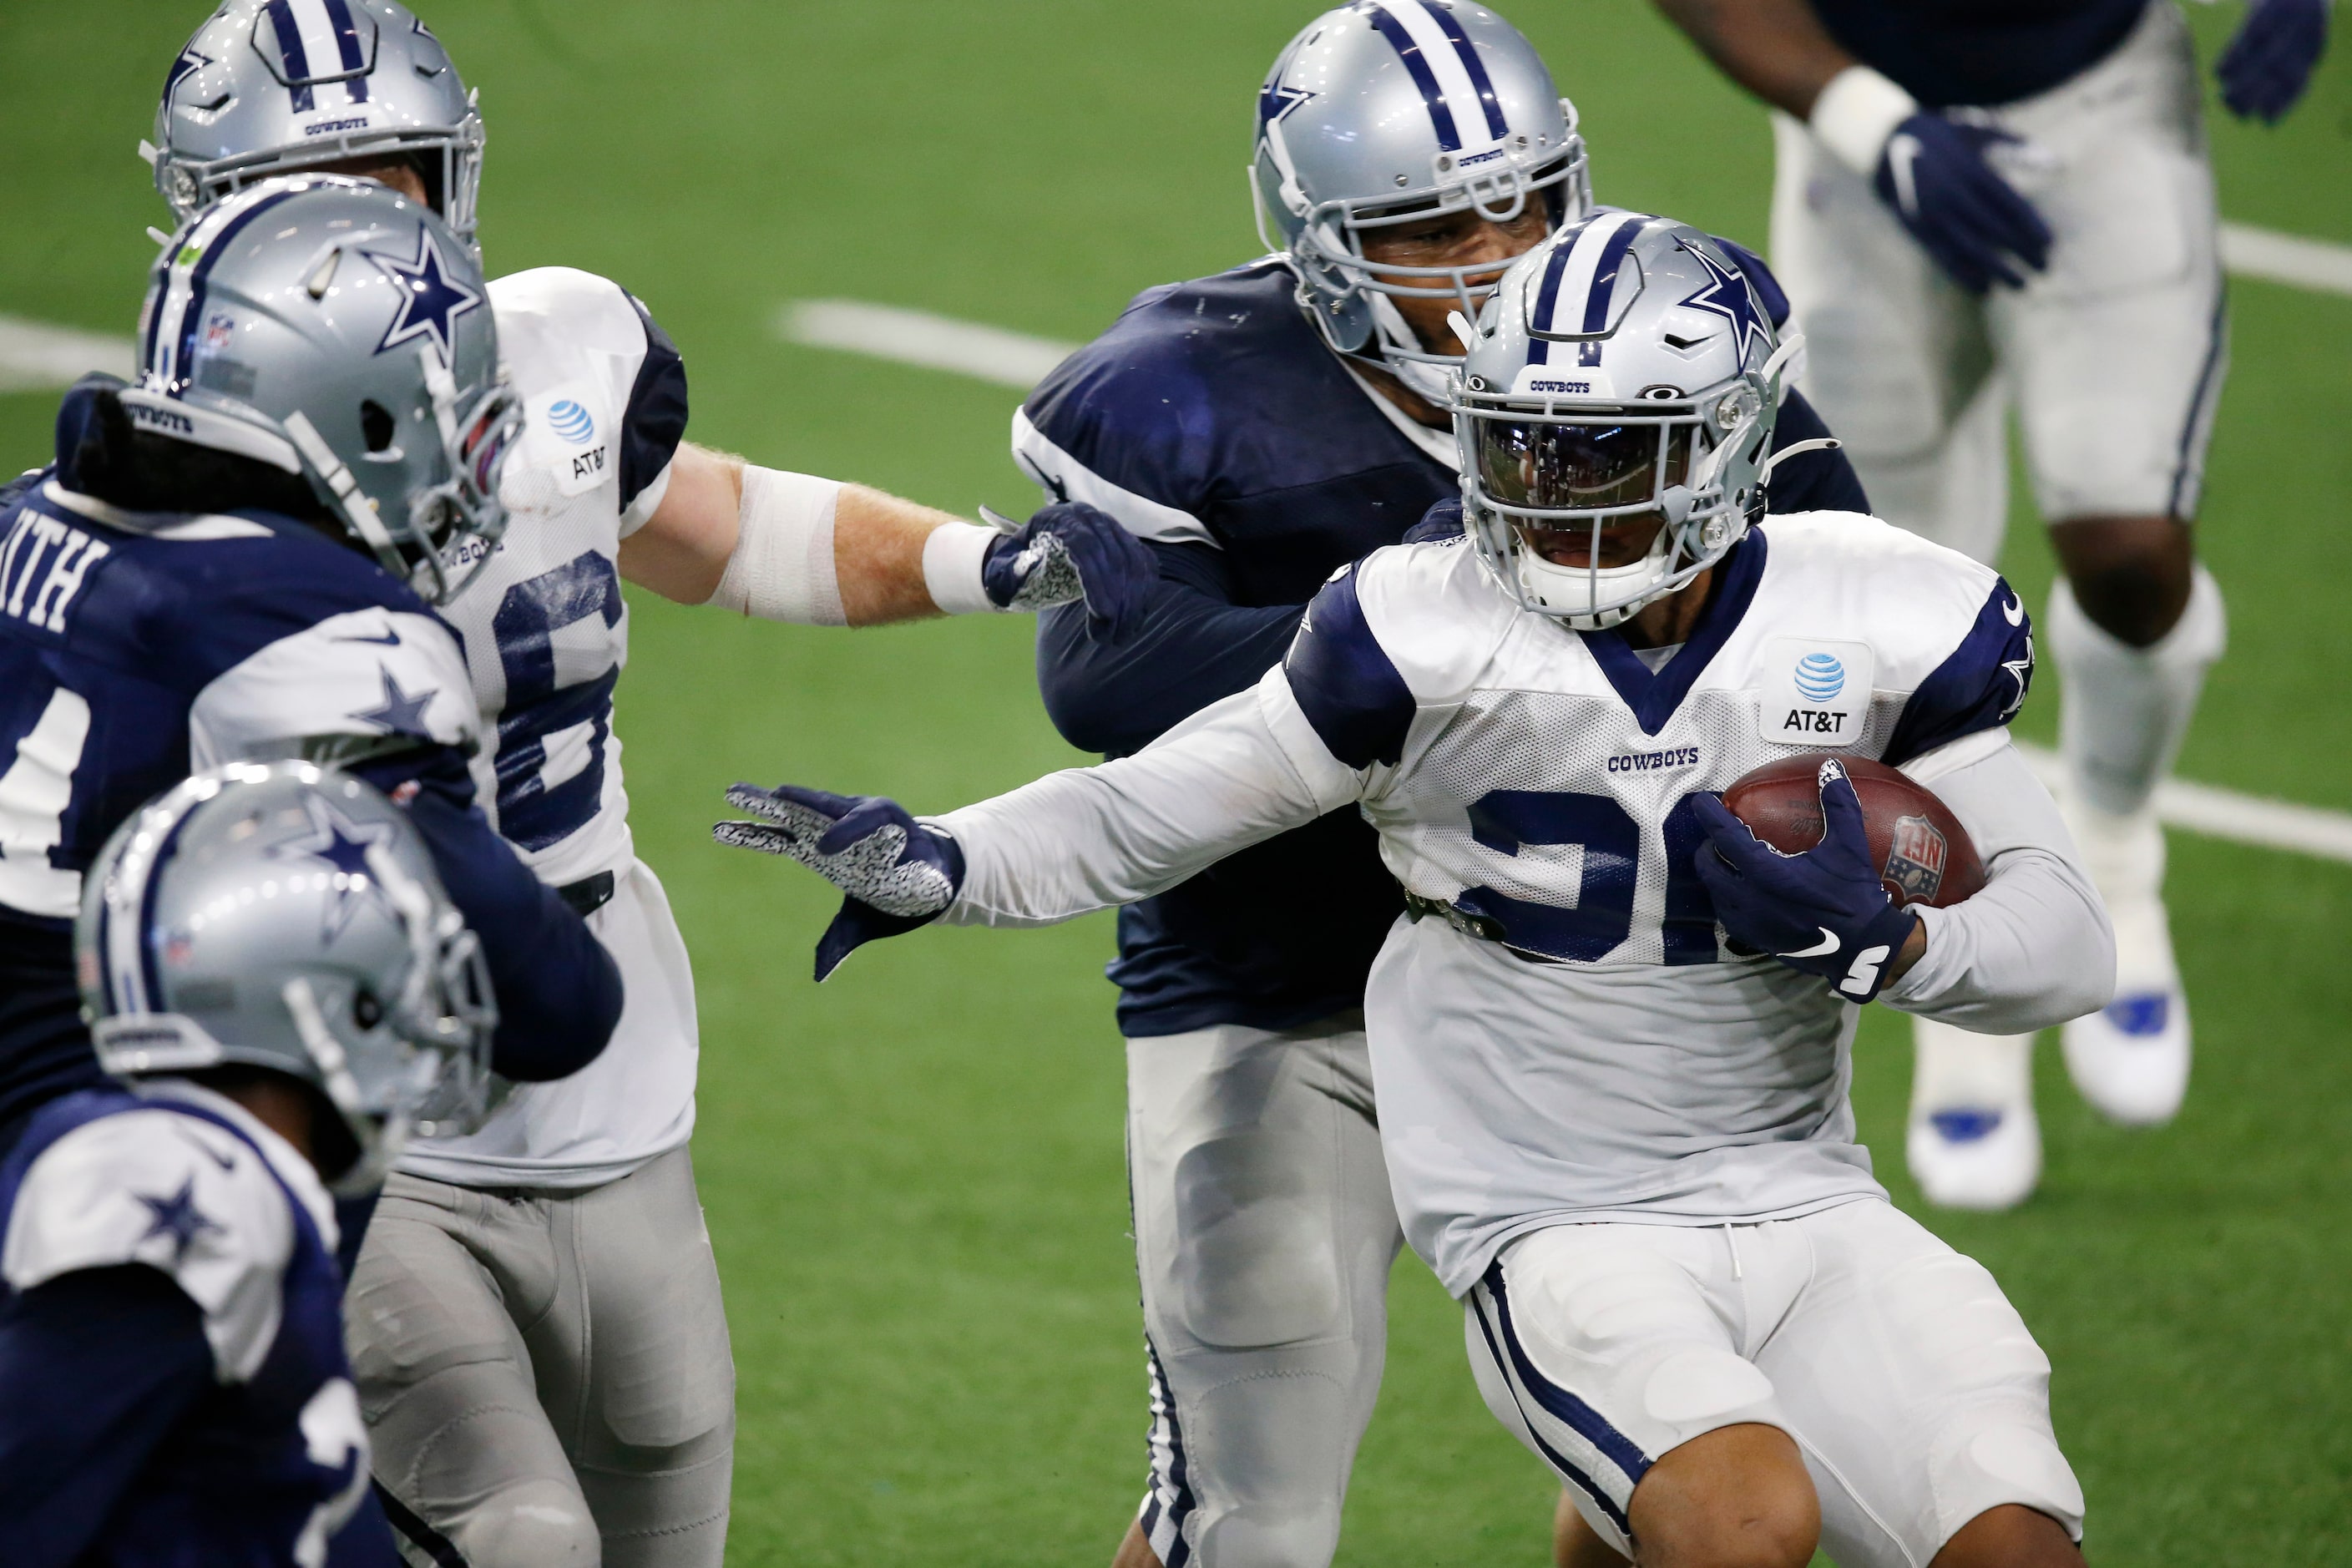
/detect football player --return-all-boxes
[1004,4,1864,1563]
[1649,0,2328,1206]
[0,177,618,1176]
[721,215,2116,1568]
[141,6,1154,1564]
[0,764,491,1566]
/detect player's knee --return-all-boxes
[1191,1500,1343,1568]
[1171,1132,1346,1348]
[1630,1424,1818,1568]
[2051,515,2194,646]
[450,1478,601,1567]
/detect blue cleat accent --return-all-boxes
[1928,1108,2004,1144]
[2102,994,2169,1037]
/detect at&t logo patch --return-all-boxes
[1757,637,1874,747]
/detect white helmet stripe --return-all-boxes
[1363,1,1502,152]
[1541,210,1649,337]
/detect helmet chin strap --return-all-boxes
[1367,292,1457,404]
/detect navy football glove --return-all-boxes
[2219,0,2329,123]
[714,783,964,980]
[1873,113,2053,294]
[980,501,1156,638]
[1692,758,1920,1004]
[1404,495,1468,544]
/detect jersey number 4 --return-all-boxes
[0,685,92,919]
[1459,789,1720,964]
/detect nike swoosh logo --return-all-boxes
[336,629,402,647]
[1782,928,1842,959]
[2001,594,2024,626]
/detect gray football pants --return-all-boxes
[1129,1014,1404,1568]
[346,1146,735,1567]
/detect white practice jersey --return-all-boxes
[396,266,699,1190]
[932,513,2111,1292]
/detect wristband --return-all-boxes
[1809,64,1919,178]
[707,465,845,625]
[921,520,1001,616]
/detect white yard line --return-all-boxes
[2014,742,2352,867]
[0,315,134,393]
[2218,221,2352,298]
[776,300,1075,390]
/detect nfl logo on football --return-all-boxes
[1884,814,1948,903]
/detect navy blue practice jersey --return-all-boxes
[0,1083,395,1566]
[0,420,621,1146]
[1016,250,1870,1038]
[1811,0,2150,108]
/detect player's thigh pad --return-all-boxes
[1758,1201,2084,1566]
[1463,1223,1786,1558]
[553,1146,736,1568]
[347,1173,599,1566]
[1986,0,2225,521]
[1127,1018,1401,1568]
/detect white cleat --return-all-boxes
[2060,802,2192,1127]
[1907,1019,2041,1210]
[1906,1099,2044,1211]
[2063,893,2191,1127]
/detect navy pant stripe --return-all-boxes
[1469,1282,1635,1537]
[1484,1262,1656,1490]
[2166,290,2228,519]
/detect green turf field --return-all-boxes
[5,3,2349,1561]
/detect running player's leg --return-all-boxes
[1991,0,2227,1128]
[1750,1200,2084,1567]
[1770,110,2042,1209]
[349,1176,599,1567]
[1120,1015,1400,1568]
[548,1146,736,1568]
[1464,1224,1818,1568]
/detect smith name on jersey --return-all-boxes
[0,459,478,1141]
[1014,247,1871,1041]
[931,513,2061,1293]
[0,1082,380,1563]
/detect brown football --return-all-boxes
[1720,753,1986,909]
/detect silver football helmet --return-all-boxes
[146,0,484,252]
[77,762,496,1196]
[1454,212,1807,630]
[123,175,520,604]
[1253,2,1591,402]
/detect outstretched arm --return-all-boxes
[620,448,1154,633]
[716,665,1363,975]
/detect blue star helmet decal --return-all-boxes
[364,225,482,363]
[164,45,213,99]
[350,665,438,738]
[271,792,397,943]
[137,1176,223,1264]
[1677,240,1773,367]
[1259,78,1316,129]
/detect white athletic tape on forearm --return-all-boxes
[1810,65,1919,178]
[709,465,845,626]
[922,520,1000,616]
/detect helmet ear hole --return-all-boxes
[360,401,397,453]
[352,989,385,1030]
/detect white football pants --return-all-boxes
[1769,0,2226,555]
[1466,1200,2084,1566]
[348,1146,736,1568]
[1126,1014,1404,1568]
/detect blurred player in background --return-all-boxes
[1004,5,1864,1565]
[144,5,1154,1563]
[720,215,2114,1568]
[0,766,491,1567]
[1651,0,2330,1207]
[0,177,620,1176]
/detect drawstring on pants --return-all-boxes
[1722,1222,1744,1281]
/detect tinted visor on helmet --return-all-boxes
[1475,419,1691,513]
